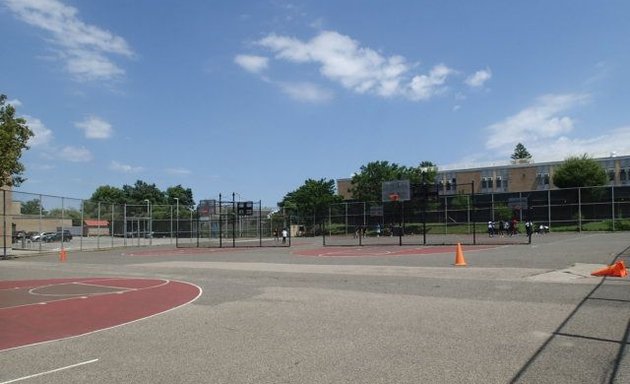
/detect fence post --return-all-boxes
[232,193,236,248]
[548,189,551,229]
[38,194,43,252]
[2,189,6,259]
[218,193,222,248]
[123,203,127,247]
[472,181,476,245]
[612,185,615,231]
[345,202,348,236]
[111,203,114,248]
[578,187,582,232]
[444,196,448,235]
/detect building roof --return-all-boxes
[437,154,630,174]
[84,220,109,226]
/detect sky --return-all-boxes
[2,0,630,207]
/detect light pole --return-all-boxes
[143,199,151,245]
[174,197,179,245]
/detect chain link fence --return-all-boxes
[324,185,630,246]
[177,199,292,248]
[1,191,285,257]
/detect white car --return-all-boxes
[31,232,53,242]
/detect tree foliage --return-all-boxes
[21,199,46,215]
[48,207,82,221]
[88,181,195,208]
[0,94,34,187]
[349,160,437,202]
[165,185,195,208]
[511,143,532,163]
[280,178,342,227]
[552,154,608,188]
[122,180,166,204]
[90,185,127,203]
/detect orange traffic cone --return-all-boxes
[591,260,627,277]
[59,248,67,263]
[454,243,467,266]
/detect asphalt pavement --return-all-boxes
[1,232,629,383]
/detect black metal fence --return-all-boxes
[1,190,285,258]
[324,184,630,246]
[177,199,291,248]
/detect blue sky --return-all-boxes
[2,0,630,207]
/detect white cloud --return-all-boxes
[485,93,590,152]
[442,124,630,171]
[75,116,113,139]
[279,82,333,103]
[408,64,454,101]
[465,68,492,88]
[234,54,269,73]
[5,0,134,81]
[165,167,192,176]
[252,30,453,101]
[110,161,143,173]
[442,92,630,169]
[59,145,92,162]
[23,115,53,147]
[529,127,630,162]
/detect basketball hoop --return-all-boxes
[389,193,400,202]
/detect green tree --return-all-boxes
[122,180,166,204]
[281,178,342,232]
[350,161,408,202]
[90,185,127,203]
[350,161,437,202]
[552,154,608,188]
[166,185,195,209]
[48,207,82,221]
[511,143,532,163]
[0,94,34,187]
[494,204,513,221]
[449,193,470,210]
[21,199,46,215]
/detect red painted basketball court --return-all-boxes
[293,244,496,257]
[0,277,201,351]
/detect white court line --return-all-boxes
[1,280,203,353]
[0,359,98,384]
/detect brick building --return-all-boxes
[337,154,630,200]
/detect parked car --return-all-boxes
[26,231,40,240]
[43,230,73,242]
[12,231,27,243]
[31,232,53,242]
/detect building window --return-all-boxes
[496,177,502,189]
[608,169,616,182]
[543,174,550,185]
[621,169,627,182]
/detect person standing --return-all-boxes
[281,228,288,244]
[525,219,533,240]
